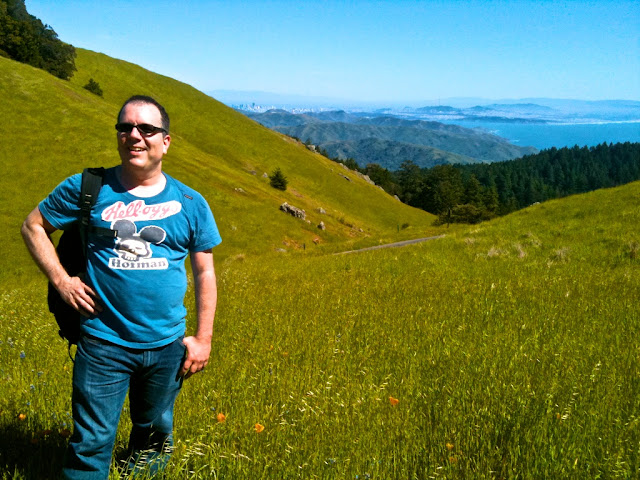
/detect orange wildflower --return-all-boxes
[254,423,265,433]
[216,413,226,423]
[446,442,454,450]
[389,396,399,406]
[17,413,26,421]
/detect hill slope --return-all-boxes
[0,50,436,281]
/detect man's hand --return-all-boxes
[21,207,103,317]
[58,275,103,317]
[180,336,211,379]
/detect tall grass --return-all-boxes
[2,182,639,478]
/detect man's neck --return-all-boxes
[118,165,167,198]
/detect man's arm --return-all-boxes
[181,248,217,379]
[21,207,102,316]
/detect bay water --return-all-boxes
[448,120,640,151]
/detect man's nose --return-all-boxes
[129,125,144,139]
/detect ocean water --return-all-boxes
[447,121,640,151]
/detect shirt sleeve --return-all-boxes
[38,174,82,230]
[189,193,222,252]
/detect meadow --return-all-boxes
[2,180,639,479]
[2,46,639,479]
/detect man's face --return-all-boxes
[117,102,171,173]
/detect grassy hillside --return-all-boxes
[2,45,638,480]
[2,177,639,478]
[0,49,436,282]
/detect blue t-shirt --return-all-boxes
[39,167,222,349]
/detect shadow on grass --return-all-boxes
[0,422,67,478]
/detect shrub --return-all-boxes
[83,78,103,97]
[269,167,288,191]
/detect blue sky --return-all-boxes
[26,0,640,103]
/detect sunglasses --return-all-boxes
[115,123,167,136]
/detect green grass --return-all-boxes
[2,181,639,478]
[1,49,639,478]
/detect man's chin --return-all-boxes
[122,157,148,169]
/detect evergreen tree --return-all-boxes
[463,174,484,206]
[269,167,288,191]
[342,157,360,171]
[83,78,103,97]
[483,184,499,214]
[364,163,397,193]
[423,165,463,215]
[397,160,423,206]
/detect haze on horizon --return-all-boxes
[26,0,640,103]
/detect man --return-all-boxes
[21,95,221,479]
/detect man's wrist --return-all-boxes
[193,333,212,343]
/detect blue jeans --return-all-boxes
[62,335,186,480]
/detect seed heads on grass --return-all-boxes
[550,247,570,263]
[525,232,542,247]
[513,243,527,258]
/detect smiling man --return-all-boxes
[21,95,221,479]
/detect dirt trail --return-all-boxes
[336,235,445,255]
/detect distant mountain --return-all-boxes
[246,110,537,169]
[247,109,321,127]
[404,100,640,123]
[218,90,640,123]
[322,138,476,170]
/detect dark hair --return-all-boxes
[118,95,170,133]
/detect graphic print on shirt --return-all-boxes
[100,199,183,270]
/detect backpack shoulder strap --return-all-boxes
[79,167,104,226]
[79,168,114,247]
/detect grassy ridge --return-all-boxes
[0,49,435,282]
[2,180,639,478]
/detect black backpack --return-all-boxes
[48,167,111,345]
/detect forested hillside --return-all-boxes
[388,142,640,223]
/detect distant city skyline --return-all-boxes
[27,0,640,102]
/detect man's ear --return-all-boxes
[163,134,171,154]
